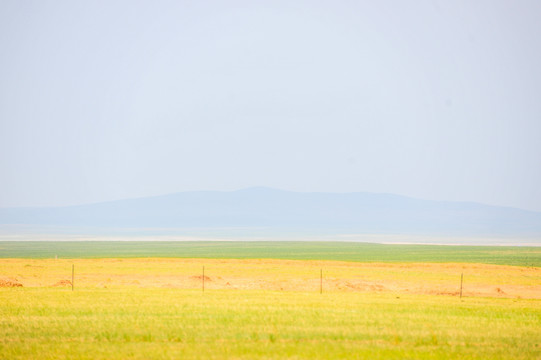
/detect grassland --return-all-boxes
[1,288,540,359]
[1,241,540,359]
[1,241,540,266]
[1,258,540,298]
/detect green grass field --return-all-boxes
[1,241,540,266]
[1,241,540,359]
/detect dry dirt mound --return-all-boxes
[432,290,460,296]
[0,278,23,287]
[52,280,72,287]
[191,275,212,281]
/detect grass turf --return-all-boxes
[1,241,540,267]
[1,288,539,360]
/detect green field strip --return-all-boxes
[0,241,539,267]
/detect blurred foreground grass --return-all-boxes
[1,288,539,359]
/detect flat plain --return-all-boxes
[0,241,540,359]
[1,241,540,266]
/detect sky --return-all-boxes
[1,0,540,211]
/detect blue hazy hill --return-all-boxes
[1,187,540,237]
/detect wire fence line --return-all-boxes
[1,263,475,298]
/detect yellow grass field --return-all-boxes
[1,258,540,298]
[1,258,540,359]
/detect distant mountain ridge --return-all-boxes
[1,187,540,237]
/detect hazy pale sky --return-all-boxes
[1,1,540,211]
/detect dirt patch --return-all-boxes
[431,290,460,296]
[344,282,363,290]
[370,284,386,291]
[52,280,72,287]
[0,278,23,287]
[191,275,212,281]
[340,281,387,292]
